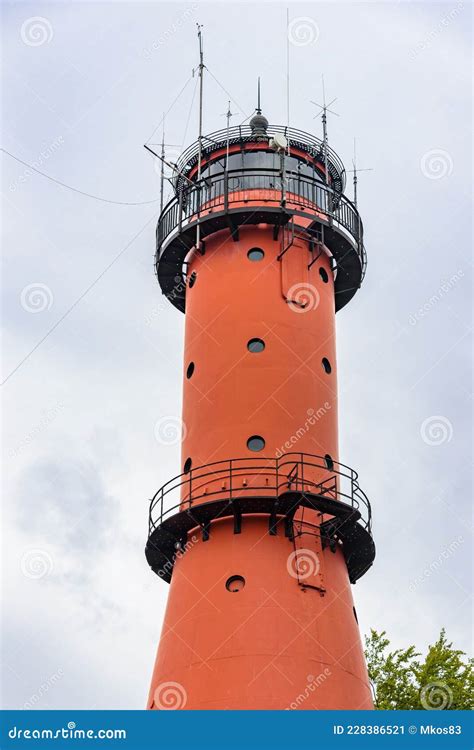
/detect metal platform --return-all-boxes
[156,170,366,312]
[145,453,375,585]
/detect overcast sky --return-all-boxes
[1,1,472,710]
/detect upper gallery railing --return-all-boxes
[156,167,366,279]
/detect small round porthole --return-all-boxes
[186,362,195,379]
[188,272,197,288]
[247,248,264,262]
[322,357,332,374]
[319,267,329,283]
[226,575,245,592]
[247,435,265,452]
[324,454,334,471]
[183,457,192,474]
[247,338,265,353]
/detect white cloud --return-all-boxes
[2,0,471,708]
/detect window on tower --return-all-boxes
[247,436,265,452]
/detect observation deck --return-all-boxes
[155,122,367,313]
[145,452,375,586]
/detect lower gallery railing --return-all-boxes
[148,452,372,536]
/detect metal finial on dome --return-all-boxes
[250,77,268,138]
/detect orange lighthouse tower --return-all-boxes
[145,86,375,710]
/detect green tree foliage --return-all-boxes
[364,628,473,710]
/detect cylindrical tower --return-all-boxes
[145,111,375,710]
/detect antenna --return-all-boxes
[143,145,194,188]
[156,117,182,212]
[160,121,165,213]
[347,138,373,208]
[196,23,205,251]
[144,115,181,211]
[286,7,291,154]
[221,100,234,171]
[196,23,205,180]
[310,75,339,186]
[256,76,261,114]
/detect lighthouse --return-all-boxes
[145,88,375,709]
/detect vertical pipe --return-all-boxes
[196,24,204,251]
[160,119,165,215]
[286,7,290,151]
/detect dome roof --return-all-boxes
[249,111,269,138]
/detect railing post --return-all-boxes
[328,186,334,226]
[229,459,232,501]
[178,190,183,233]
[189,469,192,510]
[224,171,229,212]
[280,151,286,208]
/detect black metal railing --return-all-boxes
[156,168,366,278]
[148,452,372,537]
[174,124,346,192]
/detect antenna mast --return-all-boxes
[196,24,204,181]
[223,100,234,171]
[196,23,205,250]
[144,145,195,187]
[160,116,165,214]
[348,138,373,208]
[321,78,328,184]
[311,76,339,187]
[353,138,358,207]
[286,7,290,152]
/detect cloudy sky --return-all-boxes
[1,0,471,709]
